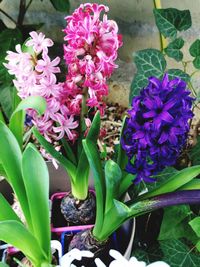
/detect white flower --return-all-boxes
[57,249,170,267]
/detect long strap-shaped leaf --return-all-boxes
[137,165,200,200]
[0,122,33,231]
[0,194,22,223]
[98,200,130,241]
[10,95,46,150]
[82,139,105,236]
[128,190,200,218]
[104,160,122,214]
[32,127,76,181]
[74,111,101,198]
[0,221,47,266]
[22,144,51,261]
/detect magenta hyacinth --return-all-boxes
[122,74,194,184]
[63,3,122,115]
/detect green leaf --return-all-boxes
[0,85,15,119]
[160,239,200,267]
[167,69,190,82]
[10,95,46,149]
[0,221,46,266]
[82,139,105,236]
[138,165,200,200]
[189,136,200,165]
[130,73,148,100]
[134,49,166,78]
[73,149,89,200]
[0,28,23,85]
[130,49,166,101]
[0,194,21,223]
[0,122,32,231]
[61,138,77,166]
[105,160,122,213]
[50,0,70,12]
[119,173,136,197]
[32,127,76,180]
[22,144,51,261]
[189,217,200,238]
[153,8,192,39]
[179,179,200,190]
[189,40,200,69]
[99,200,130,241]
[164,38,184,61]
[158,205,193,240]
[0,263,9,267]
[189,39,200,57]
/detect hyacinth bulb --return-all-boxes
[122,74,194,184]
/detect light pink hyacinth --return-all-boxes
[4,31,79,148]
[63,3,122,115]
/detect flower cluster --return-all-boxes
[4,31,79,145]
[63,3,122,115]
[122,74,194,184]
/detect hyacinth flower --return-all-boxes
[122,74,194,184]
[4,3,122,225]
[67,99,200,259]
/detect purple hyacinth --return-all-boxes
[122,74,194,184]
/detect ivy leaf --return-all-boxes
[189,136,200,166]
[158,205,195,241]
[153,8,192,39]
[189,217,200,238]
[130,73,148,101]
[130,49,166,101]
[50,0,70,12]
[167,69,190,82]
[189,40,200,69]
[161,239,200,267]
[164,38,184,61]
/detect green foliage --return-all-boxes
[33,111,101,200]
[189,40,200,69]
[189,136,200,165]
[167,69,190,82]
[137,165,200,200]
[153,8,192,39]
[50,0,70,12]
[10,95,46,149]
[158,205,195,241]
[134,239,200,267]
[189,216,200,251]
[0,122,51,266]
[130,49,166,100]
[0,29,23,119]
[164,38,184,61]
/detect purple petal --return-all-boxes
[158,131,169,144]
[143,110,156,118]
[159,111,174,123]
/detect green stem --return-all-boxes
[153,0,167,51]
[71,180,88,200]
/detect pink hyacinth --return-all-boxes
[4,31,79,146]
[63,3,122,115]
